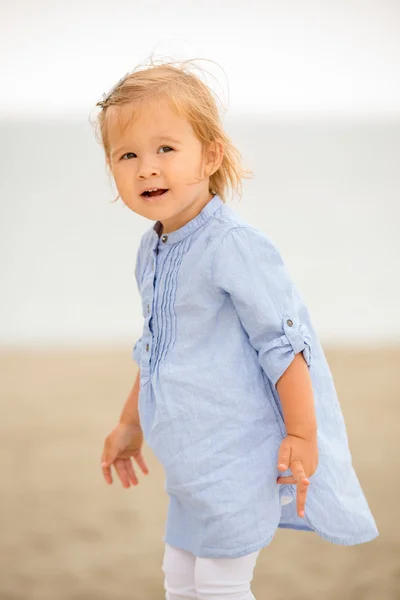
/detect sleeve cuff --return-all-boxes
[258,313,312,388]
[132,338,142,365]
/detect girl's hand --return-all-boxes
[276,433,318,518]
[101,422,149,488]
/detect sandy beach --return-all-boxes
[0,346,398,599]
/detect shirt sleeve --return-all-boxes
[212,226,312,388]
[132,337,142,365]
[132,243,143,365]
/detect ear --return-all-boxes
[204,140,224,177]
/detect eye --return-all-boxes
[120,152,136,160]
[158,146,173,153]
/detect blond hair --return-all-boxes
[91,57,253,203]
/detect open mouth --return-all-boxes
[141,189,169,198]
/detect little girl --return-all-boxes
[98,58,378,599]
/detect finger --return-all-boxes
[291,460,310,485]
[277,441,292,471]
[276,476,297,484]
[297,480,310,518]
[114,459,131,488]
[125,459,139,486]
[101,462,113,485]
[101,450,114,485]
[134,452,149,475]
[290,460,310,517]
[277,474,311,486]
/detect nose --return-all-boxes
[136,160,160,180]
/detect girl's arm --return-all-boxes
[119,370,141,426]
[212,228,313,391]
[276,353,317,440]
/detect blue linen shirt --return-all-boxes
[132,194,378,558]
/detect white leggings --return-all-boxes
[162,543,260,600]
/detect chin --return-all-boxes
[129,201,171,222]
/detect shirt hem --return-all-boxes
[311,527,379,546]
[163,525,379,558]
[303,509,379,546]
[163,531,276,559]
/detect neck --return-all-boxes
[160,191,214,234]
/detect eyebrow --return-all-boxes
[152,135,182,143]
[111,135,182,158]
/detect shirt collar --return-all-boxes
[152,194,223,245]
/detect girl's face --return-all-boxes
[107,101,222,233]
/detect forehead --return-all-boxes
[106,100,194,147]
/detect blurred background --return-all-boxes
[1,1,399,598]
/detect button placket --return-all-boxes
[143,239,158,367]
[150,236,168,375]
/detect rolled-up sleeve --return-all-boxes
[132,337,142,365]
[212,226,312,388]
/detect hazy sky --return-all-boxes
[1,0,400,117]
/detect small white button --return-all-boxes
[286,319,293,327]
[281,495,294,506]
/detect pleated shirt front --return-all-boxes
[132,194,378,558]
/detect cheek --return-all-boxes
[169,155,203,181]
[113,165,134,188]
